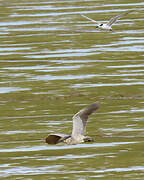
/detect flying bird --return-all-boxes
[81,10,133,31]
[45,102,100,145]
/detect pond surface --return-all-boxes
[0,0,144,179]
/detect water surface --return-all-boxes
[0,0,144,179]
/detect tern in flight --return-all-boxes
[81,10,133,31]
[45,102,100,145]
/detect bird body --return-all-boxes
[45,102,100,145]
[81,10,133,31]
[98,23,112,31]
[64,135,85,145]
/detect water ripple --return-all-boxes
[0,142,138,152]
[0,87,30,94]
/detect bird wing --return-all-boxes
[72,103,100,137]
[45,133,69,144]
[81,14,99,24]
[107,10,134,26]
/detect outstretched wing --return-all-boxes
[107,10,134,26]
[72,103,100,137]
[81,14,99,24]
[45,133,69,144]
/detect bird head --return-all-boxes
[58,135,71,143]
[64,137,73,144]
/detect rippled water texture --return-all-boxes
[0,0,144,179]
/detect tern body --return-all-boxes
[98,23,112,31]
[45,103,100,145]
[81,10,133,31]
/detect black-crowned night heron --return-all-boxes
[45,102,100,145]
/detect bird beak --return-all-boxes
[57,138,64,143]
[57,135,71,143]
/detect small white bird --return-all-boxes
[81,10,133,31]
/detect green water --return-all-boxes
[0,0,144,179]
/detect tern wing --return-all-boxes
[72,103,100,137]
[107,10,133,26]
[81,14,99,24]
[45,133,69,144]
